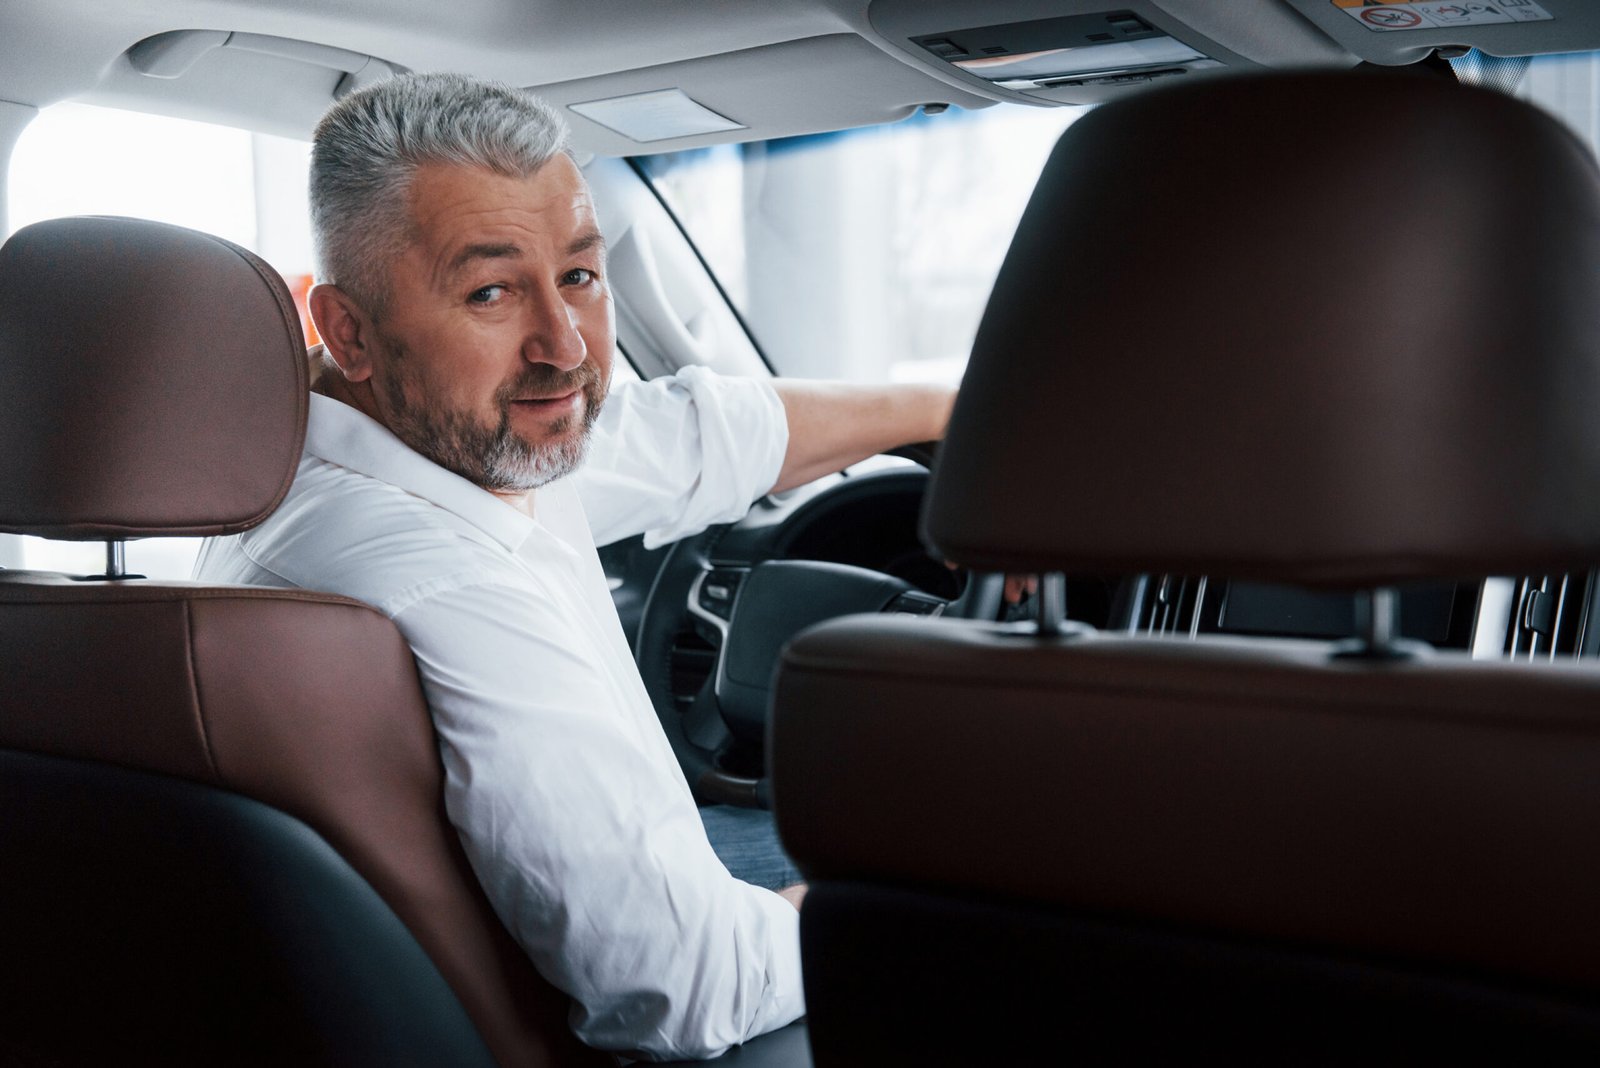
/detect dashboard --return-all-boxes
[625,458,1596,808]
[673,462,1580,670]
[702,464,1489,648]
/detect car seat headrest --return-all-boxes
[0,216,307,539]
[923,71,1600,588]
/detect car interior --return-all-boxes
[4,1,1600,1065]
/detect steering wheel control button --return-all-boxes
[696,568,746,620]
[886,592,946,616]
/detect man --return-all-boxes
[196,72,954,1059]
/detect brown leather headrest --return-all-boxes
[924,72,1600,587]
[0,217,306,539]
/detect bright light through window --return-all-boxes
[639,104,1088,385]
[8,103,259,245]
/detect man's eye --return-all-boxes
[468,285,506,304]
[562,268,595,286]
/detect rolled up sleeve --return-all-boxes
[575,367,789,548]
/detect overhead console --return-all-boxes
[911,11,1223,96]
[1283,0,1600,65]
[867,0,1351,106]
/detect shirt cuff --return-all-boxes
[639,367,789,549]
[743,884,807,1042]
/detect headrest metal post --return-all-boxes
[1036,573,1066,636]
[104,540,126,580]
[1356,586,1399,654]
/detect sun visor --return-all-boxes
[1284,0,1600,66]
[533,34,994,157]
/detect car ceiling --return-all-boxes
[3,0,1600,152]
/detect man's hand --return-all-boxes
[945,562,1039,609]
[1004,574,1038,604]
[777,883,808,911]
[768,381,956,494]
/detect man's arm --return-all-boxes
[768,381,956,494]
[575,372,955,545]
[398,580,806,1059]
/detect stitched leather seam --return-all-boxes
[179,599,220,782]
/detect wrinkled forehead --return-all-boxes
[402,156,598,261]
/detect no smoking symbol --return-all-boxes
[1362,7,1423,27]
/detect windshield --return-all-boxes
[638,104,1087,385]
[639,49,1600,385]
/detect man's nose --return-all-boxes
[522,283,587,370]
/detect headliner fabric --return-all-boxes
[0,216,306,539]
[923,71,1600,587]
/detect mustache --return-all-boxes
[497,360,604,403]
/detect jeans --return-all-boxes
[698,804,803,891]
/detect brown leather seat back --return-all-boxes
[775,619,1600,1061]
[772,71,1600,1063]
[0,217,603,1067]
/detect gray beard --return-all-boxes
[378,338,606,492]
[477,404,594,491]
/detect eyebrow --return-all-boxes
[446,242,522,276]
[441,230,607,280]
[567,230,607,258]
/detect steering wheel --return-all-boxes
[634,449,1004,808]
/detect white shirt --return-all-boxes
[193,367,804,1060]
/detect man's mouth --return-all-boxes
[510,389,582,413]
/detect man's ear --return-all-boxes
[308,283,376,383]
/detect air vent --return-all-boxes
[1135,573,1213,638]
[1134,578,1471,647]
[1499,572,1599,661]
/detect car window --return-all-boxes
[639,49,1600,387]
[8,103,316,304]
[638,104,1087,386]
[1467,48,1600,156]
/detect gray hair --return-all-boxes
[309,71,571,317]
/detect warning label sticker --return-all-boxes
[1332,0,1554,32]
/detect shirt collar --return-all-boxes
[303,392,537,552]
